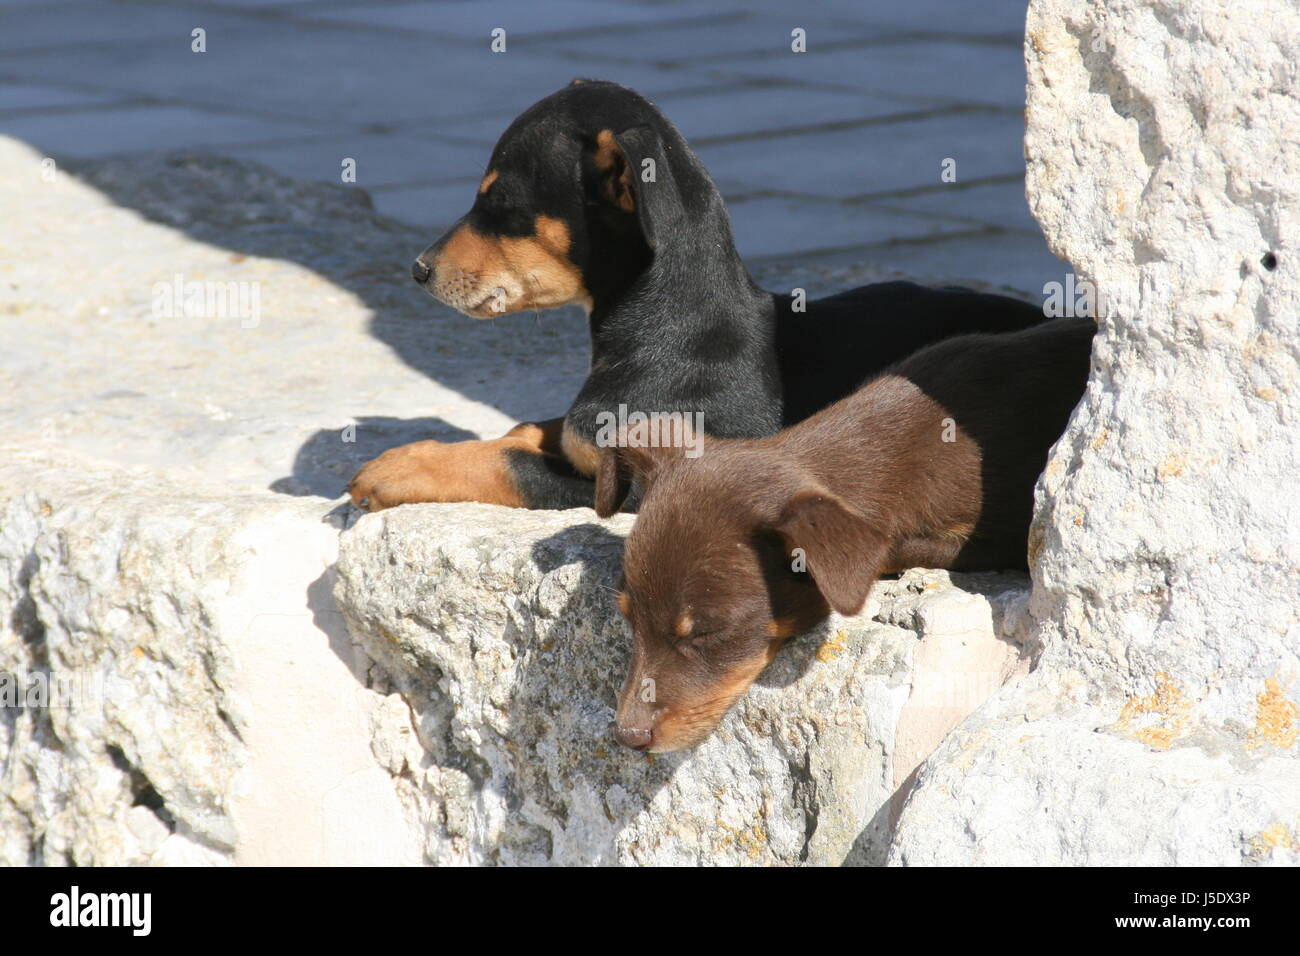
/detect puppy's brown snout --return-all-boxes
[411,258,431,284]
[615,724,653,751]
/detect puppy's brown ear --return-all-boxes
[594,446,632,517]
[593,443,662,518]
[772,490,886,616]
[593,418,699,516]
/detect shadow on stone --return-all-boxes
[845,761,924,867]
[271,415,478,498]
[520,522,683,844]
[56,151,588,488]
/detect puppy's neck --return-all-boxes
[587,220,772,354]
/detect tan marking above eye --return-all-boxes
[674,612,693,639]
[479,170,499,194]
[534,215,572,253]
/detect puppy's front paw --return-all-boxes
[347,440,451,511]
[347,438,522,511]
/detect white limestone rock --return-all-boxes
[0,464,418,866]
[0,137,486,866]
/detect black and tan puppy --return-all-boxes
[594,318,1095,753]
[349,79,1047,512]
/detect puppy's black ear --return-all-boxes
[772,490,886,616]
[593,442,664,518]
[588,126,682,250]
[592,129,636,216]
[615,126,684,250]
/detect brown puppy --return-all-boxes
[594,318,1095,753]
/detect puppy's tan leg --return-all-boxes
[348,418,592,511]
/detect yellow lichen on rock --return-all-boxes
[1246,678,1298,750]
[1246,822,1294,860]
[1116,672,1190,749]
[716,820,769,861]
[1155,454,1185,480]
[816,630,848,663]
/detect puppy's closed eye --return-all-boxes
[677,624,726,658]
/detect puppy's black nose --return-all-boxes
[615,725,653,751]
[411,259,431,284]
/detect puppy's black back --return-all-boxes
[775,281,1048,427]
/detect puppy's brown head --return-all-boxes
[411,79,702,317]
[596,439,888,753]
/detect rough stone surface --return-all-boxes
[0,465,419,866]
[891,0,1300,866]
[0,136,1031,865]
[333,503,1028,865]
